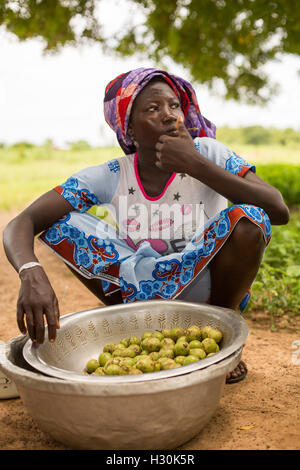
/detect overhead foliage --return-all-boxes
[0,0,102,49]
[1,0,300,103]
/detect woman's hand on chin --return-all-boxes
[155,117,199,173]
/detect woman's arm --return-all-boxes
[3,190,74,343]
[187,155,290,225]
[155,122,290,225]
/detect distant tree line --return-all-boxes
[216,126,300,146]
[1,127,300,149]
[0,140,92,150]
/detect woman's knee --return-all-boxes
[231,217,265,250]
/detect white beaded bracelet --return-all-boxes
[18,262,42,275]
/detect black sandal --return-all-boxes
[226,360,248,384]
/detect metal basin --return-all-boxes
[0,301,248,450]
[22,300,248,383]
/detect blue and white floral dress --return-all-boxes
[39,137,272,311]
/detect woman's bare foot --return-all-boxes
[226,360,247,384]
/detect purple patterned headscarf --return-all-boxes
[104,67,216,154]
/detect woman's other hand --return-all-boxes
[3,190,73,343]
[17,266,60,344]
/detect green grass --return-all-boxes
[0,146,121,211]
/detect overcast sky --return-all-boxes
[1,6,300,147]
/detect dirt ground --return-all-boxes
[0,210,299,451]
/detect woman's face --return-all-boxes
[129,79,184,151]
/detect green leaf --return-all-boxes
[286,265,300,277]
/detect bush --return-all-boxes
[247,210,300,318]
[68,140,91,151]
[10,141,36,149]
[216,126,300,147]
[241,126,271,145]
[255,164,300,208]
